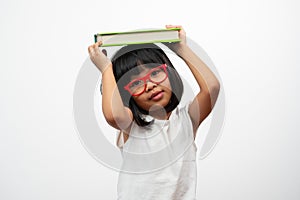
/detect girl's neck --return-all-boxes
[149,107,172,120]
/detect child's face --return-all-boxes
[126,64,172,112]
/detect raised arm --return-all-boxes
[88,41,133,131]
[165,25,220,135]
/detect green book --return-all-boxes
[94,28,181,47]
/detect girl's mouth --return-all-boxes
[150,91,164,101]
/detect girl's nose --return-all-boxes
[145,80,157,92]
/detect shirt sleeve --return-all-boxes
[116,131,124,149]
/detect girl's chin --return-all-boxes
[148,104,169,119]
[136,92,171,111]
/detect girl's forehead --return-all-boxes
[136,63,161,70]
[128,65,151,79]
[135,65,149,72]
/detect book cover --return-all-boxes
[94,28,181,47]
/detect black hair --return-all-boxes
[110,43,184,126]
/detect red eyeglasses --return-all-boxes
[124,64,168,96]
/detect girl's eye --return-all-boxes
[130,80,143,88]
[151,69,162,77]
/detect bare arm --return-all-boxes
[178,46,220,132]
[165,25,220,135]
[101,65,133,130]
[88,41,133,131]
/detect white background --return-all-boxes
[1,0,300,199]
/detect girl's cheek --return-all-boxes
[161,79,172,90]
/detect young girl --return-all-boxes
[88,25,220,200]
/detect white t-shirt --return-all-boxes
[116,103,198,200]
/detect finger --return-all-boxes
[92,43,101,55]
[166,25,185,39]
[166,24,182,29]
[88,45,95,54]
[96,40,103,47]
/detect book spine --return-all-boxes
[97,28,181,36]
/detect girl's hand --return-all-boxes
[88,41,112,73]
[164,25,187,54]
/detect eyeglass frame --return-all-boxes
[123,64,168,96]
